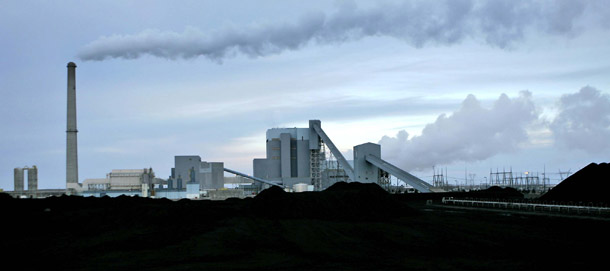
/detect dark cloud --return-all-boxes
[78,0,607,62]
[550,86,610,153]
[379,91,538,171]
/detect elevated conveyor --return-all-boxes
[305,120,435,192]
[353,142,434,192]
[310,121,355,181]
[224,168,282,187]
[364,154,433,193]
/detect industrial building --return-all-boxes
[13,166,38,195]
[252,120,437,193]
[253,128,316,188]
[252,126,351,190]
[168,156,224,190]
[82,168,156,191]
[77,156,227,199]
[6,165,67,198]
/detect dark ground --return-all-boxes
[2,182,609,271]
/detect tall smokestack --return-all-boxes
[66,62,79,191]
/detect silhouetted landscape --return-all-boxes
[3,2,610,270]
[4,166,609,270]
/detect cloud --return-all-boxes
[379,91,538,171]
[550,86,610,153]
[78,0,608,62]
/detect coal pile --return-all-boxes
[252,181,417,221]
[2,184,610,270]
[540,162,610,204]
[468,186,524,200]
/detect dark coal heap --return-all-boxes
[3,181,609,270]
[253,185,288,200]
[540,162,610,204]
[252,182,417,220]
[469,186,524,200]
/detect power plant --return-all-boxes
[0,61,466,199]
[250,120,438,193]
[2,61,569,200]
[52,62,439,198]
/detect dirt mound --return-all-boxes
[252,182,416,221]
[540,162,610,204]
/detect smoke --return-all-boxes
[379,91,538,171]
[550,86,610,153]
[78,0,607,62]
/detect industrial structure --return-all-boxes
[66,62,80,194]
[252,120,437,193]
[1,60,588,202]
[253,127,319,189]
[13,166,38,193]
[7,165,66,198]
[487,168,552,192]
[4,61,438,199]
[81,168,157,194]
[77,156,227,199]
[168,156,224,190]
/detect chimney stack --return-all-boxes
[66,62,79,190]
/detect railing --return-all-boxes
[442,197,610,216]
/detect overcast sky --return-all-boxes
[2,0,610,190]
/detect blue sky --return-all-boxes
[1,0,610,189]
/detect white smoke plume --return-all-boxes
[78,0,607,62]
[550,86,610,153]
[379,91,538,171]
